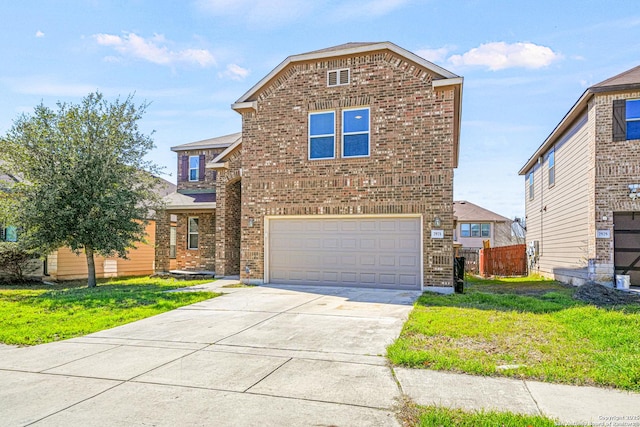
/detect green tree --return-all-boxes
[0,92,162,287]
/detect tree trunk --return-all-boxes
[85,245,97,288]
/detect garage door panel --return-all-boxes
[341,272,358,282]
[379,220,397,232]
[399,220,419,232]
[399,256,418,267]
[342,255,357,265]
[399,274,419,286]
[341,221,358,232]
[360,239,376,250]
[341,238,357,249]
[269,217,421,290]
[379,256,396,266]
[360,255,376,266]
[323,221,339,232]
[360,273,376,283]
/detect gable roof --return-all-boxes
[519,64,640,175]
[453,200,511,222]
[171,132,241,152]
[206,136,242,169]
[231,41,463,167]
[233,41,461,106]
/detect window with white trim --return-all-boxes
[327,68,349,86]
[460,223,490,238]
[548,147,555,187]
[342,107,370,157]
[627,99,640,140]
[528,172,534,200]
[169,226,177,258]
[188,217,199,250]
[309,111,335,160]
[189,156,199,181]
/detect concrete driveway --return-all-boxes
[0,281,420,426]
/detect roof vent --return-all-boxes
[328,68,350,86]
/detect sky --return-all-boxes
[1,1,639,220]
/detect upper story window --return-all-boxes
[626,99,640,140]
[460,223,490,238]
[309,111,335,160]
[328,68,349,87]
[528,172,534,200]
[189,156,200,181]
[548,148,555,187]
[613,99,640,141]
[342,108,370,158]
[180,154,205,182]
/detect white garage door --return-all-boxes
[268,216,421,290]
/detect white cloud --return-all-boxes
[35,30,45,38]
[218,63,250,81]
[416,46,454,63]
[93,32,216,67]
[449,42,562,71]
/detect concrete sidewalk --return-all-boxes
[0,280,638,426]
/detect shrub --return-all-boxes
[0,242,40,281]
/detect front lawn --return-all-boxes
[0,276,220,346]
[388,276,640,391]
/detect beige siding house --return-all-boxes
[157,42,464,292]
[519,65,640,287]
[453,201,517,249]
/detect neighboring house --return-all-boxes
[45,177,176,280]
[453,200,517,249]
[157,42,463,292]
[0,170,175,280]
[519,64,640,287]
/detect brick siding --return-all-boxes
[238,51,457,287]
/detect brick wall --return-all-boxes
[239,51,457,287]
[214,147,243,276]
[592,90,640,285]
[175,148,225,192]
[174,211,216,271]
[154,210,171,272]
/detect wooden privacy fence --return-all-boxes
[479,244,527,277]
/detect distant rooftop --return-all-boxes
[453,201,511,222]
[171,132,241,152]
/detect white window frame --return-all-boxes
[169,226,177,258]
[548,147,555,187]
[327,68,350,87]
[188,217,199,250]
[308,111,336,160]
[529,172,534,200]
[342,107,370,158]
[188,156,199,182]
[460,223,490,238]
[626,99,640,140]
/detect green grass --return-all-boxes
[0,276,220,346]
[388,275,640,391]
[405,405,557,427]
